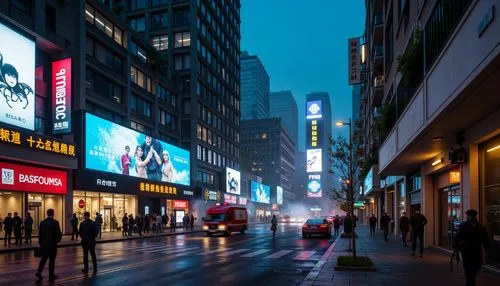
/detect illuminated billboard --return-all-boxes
[0,22,36,130]
[306,101,322,119]
[85,113,190,186]
[306,149,322,173]
[276,186,283,205]
[307,119,323,148]
[225,167,241,195]
[307,174,322,198]
[250,181,270,204]
[52,58,72,134]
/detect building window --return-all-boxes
[174,8,190,25]
[174,54,190,70]
[45,3,56,32]
[129,16,145,32]
[130,41,148,63]
[157,84,176,107]
[88,38,123,74]
[151,12,168,30]
[130,0,146,10]
[174,31,191,48]
[85,3,123,45]
[152,35,168,51]
[197,124,202,139]
[130,66,153,93]
[197,145,202,160]
[130,120,151,134]
[86,69,123,104]
[152,0,168,6]
[158,109,177,130]
[130,94,152,118]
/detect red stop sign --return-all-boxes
[78,199,85,209]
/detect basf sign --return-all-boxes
[52,58,72,134]
[0,162,67,195]
[0,22,36,130]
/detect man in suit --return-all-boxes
[79,211,99,274]
[35,209,62,281]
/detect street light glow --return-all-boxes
[336,122,344,126]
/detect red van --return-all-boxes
[203,205,248,236]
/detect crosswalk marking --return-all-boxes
[198,248,233,255]
[141,245,187,253]
[240,249,270,258]
[293,251,316,260]
[264,250,293,259]
[156,247,199,254]
[219,249,250,257]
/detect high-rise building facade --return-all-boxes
[270,90,298,148]
[304,92,332,206]
[359,0,500,269]
[123,0,242,196]
[240,51,270,120]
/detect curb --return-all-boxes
[301,233,341,285]
[0,230,204,254]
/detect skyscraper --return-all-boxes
[124,0,242,194]
[305,92,332,202]
[240,51,270,120]
[270,90,298,148]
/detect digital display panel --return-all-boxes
[307,119,323,148]
[250,181,270,204]
[85,113,190,186]
[307,174,322,198]
[276,186,283,205]
[225,167,241,195]
[0,22,36,130]
[306,101,322,119]
[306,149,322,173]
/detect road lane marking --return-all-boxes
[264,250,293,259]
[198,248,233,255]
[240,249,270,257]
[156,246,199,254]
[293,251,316,260]
[141,245,188,253]
[219,249,250,257]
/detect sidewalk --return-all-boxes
[0,227,202,254]
[303,225,500,286]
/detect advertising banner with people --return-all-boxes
[84,113,190,186]
[251,181,270,204]
[306,149,322,172]
[0,22,36,130]
[225,167,241,195]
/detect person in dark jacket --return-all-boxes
[399,212,410,247]
[369,214,377,236]
[128,214,134,235]
[381,212,391,241]
[333,215,340,236]
[453,209,490,286]
[3,213,13,246]
[122,213,128,236]
[410,208,428,257]
[190,214,195,230]
[144,214,150,233]
[95,213,103,238]
[136,214,143,236]
[24,212,34,244]
[162,214,168,231]
[12,212,23,245]
[170,213,176,232]
[70,213,79,241]
[35,209,62,281]
[79,211,98,274]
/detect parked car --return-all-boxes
[302,219,332,238]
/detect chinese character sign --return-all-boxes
[85,113,190,186]
[348,37,361,85]
[0,23,36,130]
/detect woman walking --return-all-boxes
[271,215,278,239]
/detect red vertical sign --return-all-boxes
[52,58,72,134]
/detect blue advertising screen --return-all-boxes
[306,100,322,119]
[250,181,270,204]
[85,113,190,186]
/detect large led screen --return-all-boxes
[306,101,322,119]
[306,149,322,173]
[307,174,322,198]
[225,167,241,195]
[276,186,283,205]
[0,23,35,130]
[85,113,190,186]
[251,181,270,204]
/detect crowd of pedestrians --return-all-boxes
[1,212,34,246]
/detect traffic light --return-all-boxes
[345,178,351,185]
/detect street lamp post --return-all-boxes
[336,118,356,258]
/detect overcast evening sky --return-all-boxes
[241,0,365,151]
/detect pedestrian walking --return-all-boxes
[24,212,33,244]
[79,211,98,274]
[136,214,143,236]
[95,213,103,238]
[111,215,117,232]
[35,209,62,281]
[410,208,427,257]
[271,215,278,239]
[12,212,23,245]
[381,212,391,241]
[144,214,150,233]
[399,211,410,247]
[369,214,377,236]
[170,213,176,232]
[183,214,189,230]
[156,214,162,233]
[162,213,168,231]
[128,214,134,235]
[3,213,12,246]
[190,214,195,231]
[70,213,79,241]
[453,209,490,286]
[122,213,128,236]
[333,215,340,236]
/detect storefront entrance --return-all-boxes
[439,185,461,249]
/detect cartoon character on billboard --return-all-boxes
[0,53,33,110]
[227,171,238,193]
[161,150,175,182]
[141,136,163,181]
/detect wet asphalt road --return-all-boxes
[0,223,334,286]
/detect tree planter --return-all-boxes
[335,256,376,272]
